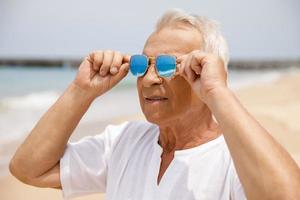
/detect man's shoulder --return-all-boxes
[118,120,158,140]
[103,120,158,145]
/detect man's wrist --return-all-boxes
[66,82,97,106]
[205,86,234,109]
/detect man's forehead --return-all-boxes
[142,46,183,57]
[142,27,202,57]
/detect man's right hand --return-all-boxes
[73,50,130,99]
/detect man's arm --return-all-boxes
[207,87,300,199]
[9,83,94,187]
[179,51,300,199]
[9,51,130,188]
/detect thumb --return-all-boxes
[110,63,129,85]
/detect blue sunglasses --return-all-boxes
[129,54,177,77]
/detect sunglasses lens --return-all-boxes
[156,55,176,77]
[129,55,148,77]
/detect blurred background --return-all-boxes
[0,0,299,199]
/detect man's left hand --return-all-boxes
[177,51,228,104]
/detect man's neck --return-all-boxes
[158,107,221,153]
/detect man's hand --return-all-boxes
[177,51,227,103]
[73,50,130,99]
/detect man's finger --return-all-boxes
[110,52,122,75]
[190,55,202,75]
[193,52,209,67]
[185,54,198,82]
[100,51,113,76]
[110,63,129,86]
[92,51,103,71]
[123,54,131,63]
[176,55,187,63]
[177,59,186,75]
[185,64,196,82]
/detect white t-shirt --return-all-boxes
[60,121,246,200]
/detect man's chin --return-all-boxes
[144,112,171,125]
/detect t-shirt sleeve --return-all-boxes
[59,122,129,199]
[230,161,247,200]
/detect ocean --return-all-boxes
[0,66,298,177]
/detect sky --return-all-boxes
[0,0,299,60]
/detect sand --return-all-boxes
[1,72,300,200]
[0,174,104,200]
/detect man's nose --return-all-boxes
[142,64,162,87]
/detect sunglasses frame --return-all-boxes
[129,54,178,78]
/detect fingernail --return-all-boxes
[111,67,118,74]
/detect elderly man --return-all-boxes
[9,9,300,200]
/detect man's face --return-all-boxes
[137,25,205,125]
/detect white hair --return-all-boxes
[155,8,230,66]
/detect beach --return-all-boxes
[0,69,300,199]
[236,72,300,164]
